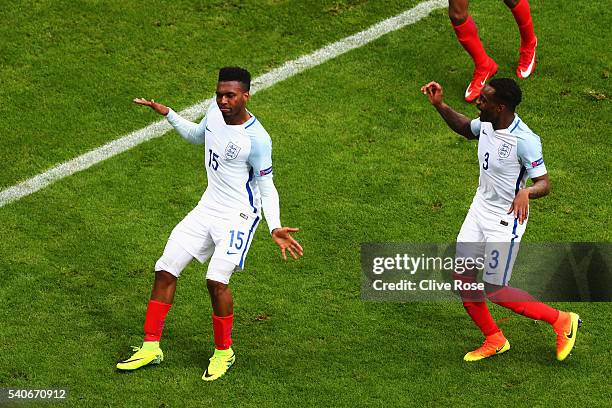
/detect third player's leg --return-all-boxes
[448,0,469,26]
[448,0,497,102]
[502,0,520,9]
[504,0,538,78]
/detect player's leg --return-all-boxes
[201,214,260,381]
[449,0,498,102]
[456,211,498,337]
[202,259,237,381]
[455,210,508,361]
[454,251,500,338]
[117,210,214,371]
[454,266,510,362]
[485,282,581,361]
[207,261,235,351]
[503,0,538,78]
[150,270,177,304]
[116,240,193,370]
[481,221,557,322]
[483,222,580,361]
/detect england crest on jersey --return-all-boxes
[498,142,512,159]
[224,142,241,160]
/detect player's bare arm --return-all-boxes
[133,98,170,116]
[421,82,475,139]
[271,227,303,260]
[508,174,550,224]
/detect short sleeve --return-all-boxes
[248,132,273,178]
[517,135,547,178]
[470,118,482,137]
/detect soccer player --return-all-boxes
[117,67,303,381]
[421,78,580,361]
[449,0,538,102]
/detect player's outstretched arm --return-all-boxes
[134,97,205,144]
[133,98,169,116]
[420,82,476,139]
[271,227,303,260]
[508,174,550,224]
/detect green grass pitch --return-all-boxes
[0,0,610,407]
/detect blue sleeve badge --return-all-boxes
[531,157,544,167]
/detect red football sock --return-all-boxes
[453,273,500,336]
[488,286,559,325]
[510,0,536,46]
[143,299,172,342]
[463,302,501,336]
[212,313,234,350]
[452,15,490,68]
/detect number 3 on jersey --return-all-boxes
[208,149,219,170]
[482,152,489,170]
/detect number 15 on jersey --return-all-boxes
[208,149,219,170]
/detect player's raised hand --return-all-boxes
[508,188,530,224]
[421,82,444,106]
[271,227,303,260]
[133,98,170,116]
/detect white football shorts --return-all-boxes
[455,203,527,286]
[155,207,260,283]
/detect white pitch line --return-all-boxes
[0,0,446,208]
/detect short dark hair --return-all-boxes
[489,78,522,111]
[218,66,251,91]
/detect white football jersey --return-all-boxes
[167,102,273,219]
[469,114,547,214]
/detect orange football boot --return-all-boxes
[464,331,510,361]
[553,311,581,361]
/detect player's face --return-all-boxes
[475,85,501,123]
[216,81,250,120]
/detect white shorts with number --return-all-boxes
[155,207,260,283]
[455,203,527,286]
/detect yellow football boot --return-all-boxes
[117,343,163,370]
[202,348,235,381]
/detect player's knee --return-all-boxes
[448,5,468,25]
[154,270,177,288]
[484,282,503,297]
[207,279,229,299]
[503,0,520,9]
[453,272,472,283]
